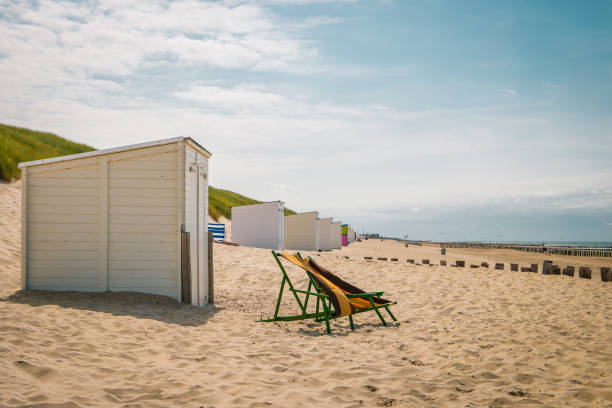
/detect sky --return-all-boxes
[1,0,611,241]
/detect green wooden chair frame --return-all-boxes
[259,251,397,334]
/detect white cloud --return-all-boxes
[265,182,300,196]
[500,89,518,95]
[246,0,358,4]
[604,221,612,227]
[171,82,378,119]
[173,84,289,112]
[0,0,312,89]
[302,16,344,27]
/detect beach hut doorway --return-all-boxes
[187,152,208,307]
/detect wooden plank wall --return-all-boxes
[107,146,179,298]
[26,163,101,291]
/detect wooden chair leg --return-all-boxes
[369,299,388,326]
[385,306,397,321]
[273,277,286,319]
[320,297,333,334]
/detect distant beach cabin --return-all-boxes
[348,226,356,243]
[332,221,342,249]
[284,212,319,251]
[317,217,333,251]
[342,224,348,246]
[231,201,285,249]
[208,223,225,241]
[18,137,212,306]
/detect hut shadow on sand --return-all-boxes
[2,290,222,327]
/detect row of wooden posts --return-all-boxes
[362,256,612,282]
[438,242,612,258]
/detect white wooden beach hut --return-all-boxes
[348,226,355,243]
[332,221,342,249]
[317,217,333,251]
[231,201,285,249]
[284,212,319,251]
[18,137,211,306]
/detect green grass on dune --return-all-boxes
[284,207,297,217]
[209,186,260,220]
[0,123,95,181]
[208,186,296,221]
[1,122,297,221]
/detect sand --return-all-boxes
[0,181,21,296]
[1,182,611,407]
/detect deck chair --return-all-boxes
[260,251,397,334]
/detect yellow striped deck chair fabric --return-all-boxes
[277,253,391,317]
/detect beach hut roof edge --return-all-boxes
[18,136,211,168]
[285,211,319,217]
[234,201,285,206]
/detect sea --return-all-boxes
[458,241,612,248]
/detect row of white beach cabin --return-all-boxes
[347,226,356,244]
[19,137,212,307]
[231,201,285,250]
[231,203,351,251]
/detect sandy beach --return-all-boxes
[1,182,611,407]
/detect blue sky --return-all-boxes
[1,0,611,241]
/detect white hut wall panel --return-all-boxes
[232,202,284,249]
[332,221,342,249]
[318,218,333,251]
[315,218,319,250]
[25,162,101,291]
[107,144,179,298]
[184,143,208,306]
[284,212,319,251]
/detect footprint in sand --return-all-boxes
[375,396,398,406]
[514,373,535,384]
[477,371,499,379]
[13,360,57,382]
[574,389,597,403]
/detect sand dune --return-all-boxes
[0,181,21,296]
[1,182,611,407]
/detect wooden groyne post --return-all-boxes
[601,267,611,282]
[579,267,592,279]
[438,242,612,257]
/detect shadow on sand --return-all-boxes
[295,320,400,337]
[1,289,223,327]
